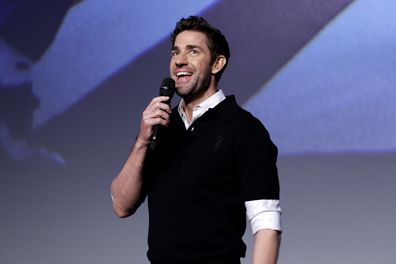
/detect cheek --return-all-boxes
[196,60,211,73]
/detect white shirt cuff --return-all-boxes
[245,199,282,235]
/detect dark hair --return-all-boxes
[171,16,230,83]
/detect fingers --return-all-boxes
[144,96,172,118]
[142,110,170,126]
[145,96,171,113]
[138,96,173,143]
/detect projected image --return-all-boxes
[1,0,357,165]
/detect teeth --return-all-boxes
[176,71,192,77]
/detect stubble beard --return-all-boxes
[176,68,212,104]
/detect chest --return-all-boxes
[151,115,240,195]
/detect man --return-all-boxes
[111,16,281,264]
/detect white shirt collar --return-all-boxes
[177,89,226,129]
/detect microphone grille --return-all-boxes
[160,77,175,97]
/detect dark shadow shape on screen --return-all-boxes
[32,0,353,172]
[0,0,81,166]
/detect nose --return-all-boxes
[174,52,188,67]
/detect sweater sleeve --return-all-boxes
[235,115,280,202]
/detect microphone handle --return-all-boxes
[149,126,159,150]
[149,77,175,151]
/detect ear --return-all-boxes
[211,55,227,74]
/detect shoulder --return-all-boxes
[213,95,271,137]
[216,96,267,126]
[217,96,275,148]
[232,105,271,138]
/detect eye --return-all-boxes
[171,50,179,56]
[190,49,199,55]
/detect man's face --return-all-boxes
[170,30,214,101]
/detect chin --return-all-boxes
[175,85,191,96]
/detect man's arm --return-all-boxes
[110,96,171,218]
[252,229,281,264]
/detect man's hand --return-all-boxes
[136,96,172,146]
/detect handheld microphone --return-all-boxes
[149,77,175,150]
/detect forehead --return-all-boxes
[173,30,210,50]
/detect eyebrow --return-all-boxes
[186,45,202,50]
[172,45,202,51]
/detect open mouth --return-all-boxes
[175,71,193,80]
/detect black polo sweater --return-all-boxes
[141,96,279,263]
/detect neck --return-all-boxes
[183,85,217,123]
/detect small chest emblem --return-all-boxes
[214,134,224,151]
